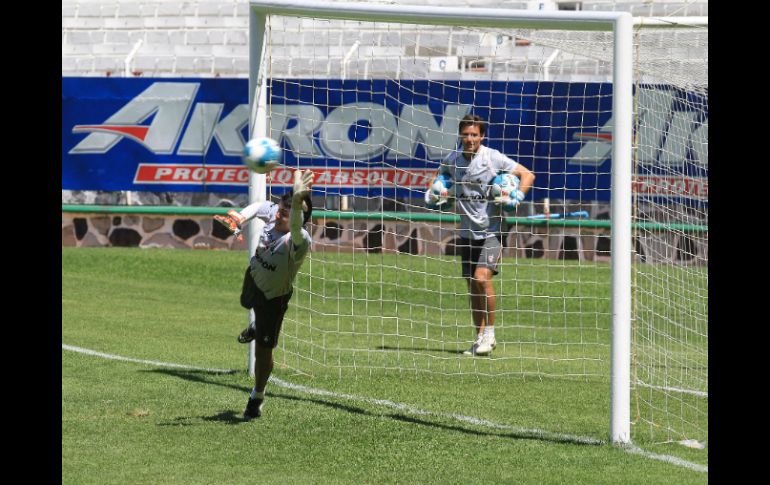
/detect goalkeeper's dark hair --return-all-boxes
[281,191,313,226]
[459,114,487,136]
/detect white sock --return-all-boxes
[250,388,265,400]
[484,327,495,339]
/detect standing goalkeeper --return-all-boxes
[425,114,535,356]
[216,170,314,420]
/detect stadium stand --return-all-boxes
[62,0,707,80]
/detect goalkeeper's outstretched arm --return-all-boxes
[290,169,314,247]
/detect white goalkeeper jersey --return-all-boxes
[246,201,312,300]
[440,145,519,240]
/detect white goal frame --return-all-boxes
[247,0,634,444]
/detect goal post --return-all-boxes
[245,0,706,448]
[609,12,633,446]
[246,7,269,377]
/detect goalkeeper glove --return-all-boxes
[494,189,526,212]
[424,188,451,210]
[292,169,314,199]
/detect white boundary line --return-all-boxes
[636,380,708,398]
[623,445,707,473]
[62,344,236,374]
[62,343,707,473]
[270,374,603,446]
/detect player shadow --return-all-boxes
[146,368,601,446]
[269,392,600,447]
[146,368,247,392]
[157,410,243,427]
[386,414,602,447]
[146,368,250,426]
[377,345,467,356]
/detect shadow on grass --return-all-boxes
[147,368,602,446]
[148,368,249,426]
[377,345,468,356]
[157,410,243,427]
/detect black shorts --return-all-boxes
[459,236,502,278]
[240,267,292,348]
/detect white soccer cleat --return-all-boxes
[474,336,497,356]
[462,342,479,356]
[462,335,484,356]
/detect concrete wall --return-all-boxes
[62,211,707,265]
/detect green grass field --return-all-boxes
[62,247,707,484]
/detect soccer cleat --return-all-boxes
[214,210,246,241]
[462,342,479,356]
[237,325,256,344]
[474,335,497,356]
[243,397,263,420]
[462,336,484,356]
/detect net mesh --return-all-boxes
[259,13,707,445]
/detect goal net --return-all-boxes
[248,1,707,448]
[490,21,708,448]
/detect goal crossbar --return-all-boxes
[250,0,626,31]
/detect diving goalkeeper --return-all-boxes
[215,169,314,420]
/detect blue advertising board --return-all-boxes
[62,77,707,202]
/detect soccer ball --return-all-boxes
[489,173,520,200]
[242,137,281,174]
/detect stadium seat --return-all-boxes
[62,0,706,79]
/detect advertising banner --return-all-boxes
[62,77,707,202]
